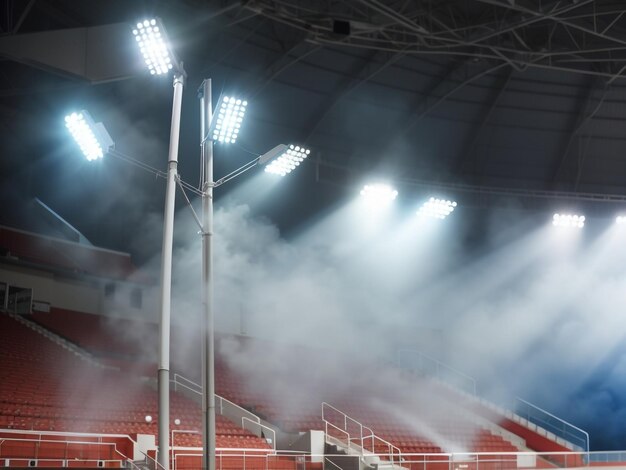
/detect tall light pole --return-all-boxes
[198,79,312,470]
[133,18,183,470]
[199,80,249,470]
[199,79,216,470]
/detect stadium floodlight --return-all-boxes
[263,144,311,176]
[360,184,398,205]
[209,95,248,144]
[132,18,178,75]
[417,197,457,219]
[64,111,114,161]
[553,213,585,228]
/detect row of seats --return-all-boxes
[0,313,271,454]
[4,309,524,457]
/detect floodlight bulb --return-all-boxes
[417,197,457,219]
[552,213,585,228]
[134,18,175,75]
[145,415,152,423]
[264,144,311,176]
[359,184,398,206]
[209,95,248,144]
[65,111,108,161]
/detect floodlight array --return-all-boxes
[360,184,398,204]
[553,213,585,228]
[264,145,310,176]
[133,19,174,75]
[417,197,457,219]
[65,112,104,161]
[210,96,247,144]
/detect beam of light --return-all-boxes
[264,144,311,176]
[359,183,398,207]
[132,18,174,75]
[417,197,457,219]
[552,213,585,228]
[209,95,247,144]
[64,111,113,161]
[616,216,626,225]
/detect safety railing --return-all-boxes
[0,428,140,468]
[514,397,589,453]
[242,416,276,449]
[171,373,276,449]
[0,437,127,466]
[321,402,402,465]
[396,348,477,395]
[169,449,626,470]
[172,447,278,470]
[395,349,588,453]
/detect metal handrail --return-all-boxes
[321,402,402,464]
[396,348,477,395]
[139,447,166,470]
[515,397,590,453]
[396,349,588,453]
[241,417,276,450]
[324,456,345,470]
[0,436,118,459]
[324,421,352,450]
[172,373,202,394]
[172,373,262,424]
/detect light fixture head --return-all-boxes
[132,18,178,75]
[264,144,311,176]
[417,197,457,219]
[64,110,114,161]
[360,184,398,205]
[553,213,585,228]
[209,95,247,144]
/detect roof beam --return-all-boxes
[391,60,508,142]
[303,50,406,142]
[475,0,626,48]
[454,66,514,177]
[12,0,36,34]
[550,76,611,185]
[249,40,322,98]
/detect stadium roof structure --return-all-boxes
[3,1,626,252]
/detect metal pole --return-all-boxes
[158,71,184,470]
[200,78,216,470]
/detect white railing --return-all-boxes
[0,428,153,469]
[396,348,589,453]
[321,402,402,465]
[171,373,276,449]
[169,450,626,470]
[396,348,477,395]
[514,397,590,453]
[0,437,128,467]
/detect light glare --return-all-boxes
[552,213,585,228]
[133,18,174,75]
[265,144,310,176]
[417,197,457,219]
[64,112,104,161]
[210,95,247,144]
[616,216,626,225]
[360,184,398,205]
